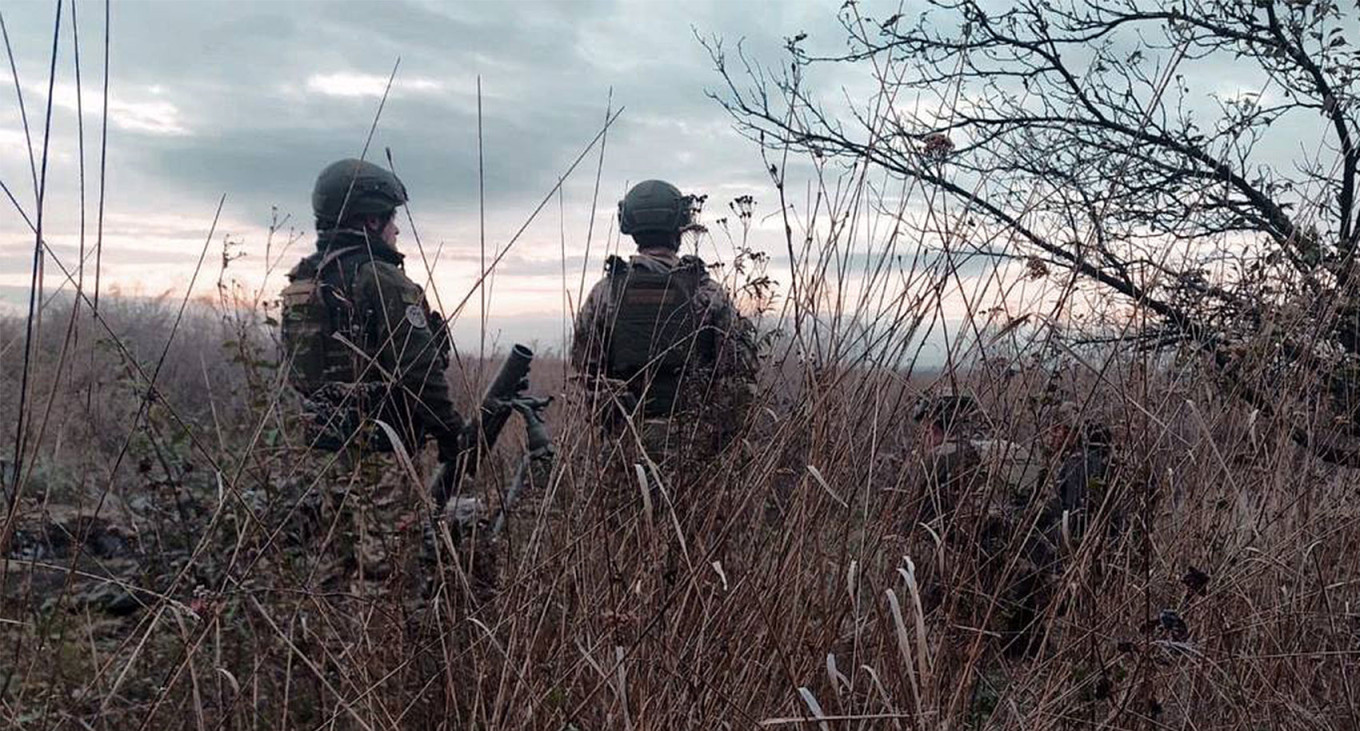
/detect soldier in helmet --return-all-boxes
[911,393,983,523]
[571,179,757,467]
[279,158,465,581]
[909,393,1049,655]
[1043,401,1115,547]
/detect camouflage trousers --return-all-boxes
[614,413,733,467]
[977,504,1063,657]
[300,451,429,592]
[609,415,725,490]
[631,417,681,468]
[588,417,671,518]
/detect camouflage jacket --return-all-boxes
[571,249,758,423]
[284,229,462,457]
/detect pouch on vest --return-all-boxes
[281,250,366,393]
[281,249,375,451]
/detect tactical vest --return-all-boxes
[604,255,716,416]
[281,247,391,451]
[280,247,366,394]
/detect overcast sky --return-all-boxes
[0,0,863,355]
[2,0,1344,366]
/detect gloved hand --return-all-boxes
[512,396,554,453]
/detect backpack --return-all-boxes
[604,255,716,416]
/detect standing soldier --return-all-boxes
[571,179,758,466]
[279,158,465,580]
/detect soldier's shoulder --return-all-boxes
[586,274,611,297]
[284,260,307,283]
[673,253,711,280]
[694,273,738,310]
[677,253,707,270]
[577,276,613,316]
[353,257,414,288]
[605,254,629,276]
[353,260,425,313]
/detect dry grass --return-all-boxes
[2,232,1358,731]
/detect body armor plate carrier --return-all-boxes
[605,255,716,417]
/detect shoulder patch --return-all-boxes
[404,304,428,330]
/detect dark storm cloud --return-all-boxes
[1,0,1289,251]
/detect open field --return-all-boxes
[2,282,1358,729]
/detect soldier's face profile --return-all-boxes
[379,215,400,248]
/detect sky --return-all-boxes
[0,0,851,357]
[1,0,1345,367]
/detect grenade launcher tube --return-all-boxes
[470,343,534,460]
[431,344,533,511]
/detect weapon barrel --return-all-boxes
[475,344,533,450]
[467,344,534,467]
[431,345,534,513]
[486,344,534,400]
[478,342,530,426]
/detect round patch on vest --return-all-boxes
[404,304,428,329]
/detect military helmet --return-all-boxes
[912,394,980,431]
[312,158,409,229]
[618,179,691,235]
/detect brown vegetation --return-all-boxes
[1,224,1358,729]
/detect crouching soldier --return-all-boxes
[1046,401,1115,548]
[910,392,1054,656]
[910,393,983,525]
